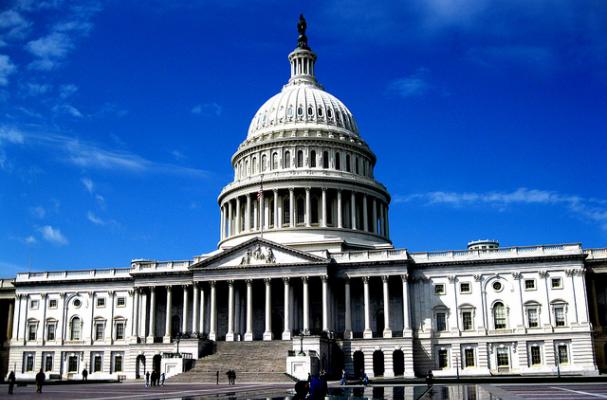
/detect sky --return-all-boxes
[0,0,606,276]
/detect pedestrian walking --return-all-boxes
[160,372,165,386]
[216,370,219,385]
[35,369,45,393]
[82,368,88,381]
[340,368,347,385]
[426,369,434,388]
[145,371,150,387]
[7,371,15,395]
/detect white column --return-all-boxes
[282,278,292,340]
[302,277,310,334]
[363,195,369,232]
[351,192,357,230]
[209,282,217,341]
[227,201,233,236]
[220,206,224,240]
[263,279,273,340]
[199,286,205,334]
[139,291,147,337]
[264,196,270,229]
[253,198,258,231]
[273,189,279,228]
[192,284,199,335]
[41,294,47,344]
[363,277,372,338]
[21,294,28,343]
[245,194,251,231]
[321,188,327,227]
[147,287,156,343]
[109,291,115,343]
[11,295,20,340]
[226,281,235,341]
[382,276,392,338]
[322,276,329,332]
[305,187,311,227]
[132,289,140,337]
[344,279,352,339]
[402,274,411,333]
[163,286,172,343]
[6,301,14,342]
[289,188,295,227]
[182,285,189,334]
[337,190,343,228]
[385,205,390,239]
[245,280,253,341]
[235,197,241,235]
[372,198,378,234]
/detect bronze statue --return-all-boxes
[297,14,309,49]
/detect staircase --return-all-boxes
[170,340,295,383]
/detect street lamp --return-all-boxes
[175,332,183,357]
[298,333,305,355]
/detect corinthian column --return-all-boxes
[337,190,343,228]
[146,287,156,343]
[282,278,292,340]
[302,277,310,334]
[363,277,372,339]
[344,279,352,339]
[192,284,199,335]
[163,286,172,343]
[382,276,392,338]
[305,187,311,227]
[321,188,327,228]
[226,281,235,341]
[263,279,273,340]
[322,276,329,332]
[182,285,189,334]
[209,282,217,341]
[245,280,253,341]
[351,192,357,230]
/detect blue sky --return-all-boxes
[1,0,606,276]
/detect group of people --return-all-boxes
[225,369,237,385]
[294,370,329,399]
[144,370,165,387]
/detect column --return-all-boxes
[363,277,372,338]
[344,279,352,339]
[147,287,156,343]
[402,274,411,334]
[379,202,385,236]
[263,279,273,340]
[351,192,357,230]
[192,284,199,335]
[199,285,205,334]
[11,295,20,340]
[245,194,251,231]
[322,276,329,332]
[182,285,189,334]
[226,281,235,341]
[139,291,147,337]
[163,286,172,343]
[385,205,390,239]
[273,189,279,228]
[591,279,601,328]
[372,198,378,234]
[109,291,115,343]
[253,197,258,231]
[132,289,140,337]
[245,280,253,341]
[321,188,327,227]
[6,301,14,342]
[220,206,225,240]
[282,278,292,340]
[305,187,311,227]
[382,276,392,338]
[227,200,233,236]
[235,197,241,235]
[209,282,217,341]
[337,190,343,228]
[302,277,310,334]
[264,195,270,229]
[21,294,28,342]
[41,294,47,344]
[363,195,369,232]
[289,188,295,227]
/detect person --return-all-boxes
[319,370,328,397]
[231,370,236,385]
[216,370,219,385]
[35,369,45,393]
[152,370,157,386]
[7,371,15,395]
[308,374,322,399]
[82,368,88,381]
[362,372,369,386]
[340,368,347,385]
[426,369,434,388]
[145,371,150,387]
[160,372,165,386]
[293,380,308,400]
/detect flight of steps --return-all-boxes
[169,340,295,383]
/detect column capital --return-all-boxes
[301,276,309,282]
[512,272,522,280]
[182,284,190,289]
[283,277,290,283]
[209,280,216,287]
[40,293,48,299]
[273,188,278,193]
[321,187,327,192]
[289,186,295,192]
[321,275,328,282]
[305,186,311,192]
[149,286,157,292]
[227,280,234,286]
[401,273,409,282]
[362,276,369,284]
[164,285,172,291]
[448,275,457,283]
[245,279,253,284]
[264,278,272,284]
[382,275,389,283]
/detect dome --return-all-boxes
[247,83,360,139]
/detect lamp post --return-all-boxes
[175,332,182,357]
[299,333,305,355]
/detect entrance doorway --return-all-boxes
[152,354,161,373]
[353,351,364,377]
[373,350,384,377]
[135,355,146,379]
[393,349,405,376]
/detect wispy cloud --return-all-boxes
[396,188,607,229]
[38,225,68,245]
[81,177,94,193]
[191,102,222,116]
[24,235,37,244]
[0,55,16,86]
[86,211,104,225]
[387,68,431,98]
[30,205,46,219]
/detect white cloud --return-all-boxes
[26,32,73,70]
[24,235,37,244]
[30,206,46,219]
[38,225,68,245]
[0,55,16,86]
[23,82,52,96]
[53,103,83,118]
[191,102,222,116]
[387,68,431,98]
[86,211,104,225]
[171,149,186,160]
[0,127,24,144]
[58,83,78,99]
[0,9,31,41]
[81,177,94,193]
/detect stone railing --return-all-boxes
[411,243,583,263]
[331,248,408,262]
[584,248,607,260]
[16,268,131,282]
[130,260,192,273]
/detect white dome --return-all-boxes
[247,82,359,138]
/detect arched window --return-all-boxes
[317,107,323,117]
[493,302,507,329]
[252,157,257,174]
[261,154,267,171]
[322,151,329,169]
[355,157,360,174]
[284,151,291,168]
[345,154,351,172]
[335,152,341,170]
[297,106,303,116]
[70,317,82,340]
[327,108,333,119]
[307,106,313,116]
[272,152,278,170]
[297,150,304,168]
[296,197,305,225]
[287,105,293,117]
[310,150,316,168]
[245,159,249,177]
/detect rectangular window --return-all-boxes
[530,346,541,365]
[557,345,569,364]
[115,322,125,340]
[114,355,123,372]
[554,307,566,327]
[117,297,126,307]
[436,313,447,332]
[28,324,37,341]
[30,300,39,309]
[95,323,104,340]
[68,356,78,372]
[93,355,102,372]
[464,348,475,367]
[551,278,562,289]
[496,348,510,370]
[438,349,449,369]
[25,353,34,372]
[460,282,471,293]
[49,299,58,309]
[44,354,53,372]
[97,298,105,307]
[524,279,536,290]
[462,311,473,331]
[434,284,445,295]
[527,308,539,328]
[47,323,56,341]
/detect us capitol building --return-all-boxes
[1,16,606,383]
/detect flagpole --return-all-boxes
[259,174,264,239]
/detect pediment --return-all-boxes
[191,238,328,270]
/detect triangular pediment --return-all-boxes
[190,238,329,270]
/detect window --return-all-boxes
[527,308,539,328]
[297,151,303,168]
[335,152,341,170]
[93,355,102,372]
[322,151,329,168]
[462,311,473,331]
[551,278,562,289]
[492,281,503,291]
[115,322,125,340]
[252,157,257,173]
[464,348,475,367]
[68,356,78,373]
[287,105,293,117]
[272,152,278,170]
[327,108,332,118]
[44,354,53,372]
[524,279,536,290]
[530,346,541,365]
[310,150,316,167]
[317,107,323,117]
[30,300,39,309]
[346,154,351,172]
[114,354,123,372]
[95,322,104,340]
[438,349,449,369]
[97,298,105,307]
[434,284,445,295]
[460,282,471,293]
[261,154,267,171]
[28,323,37,341]
[117,297,126,307]
[297,106,303,116]
[49,299,57,309]
[73,298,81,307]
[47,322,56,341]
[493,302,507,329]
[557,344,569,364]
[284,151,291,168]
[496,347,510,370]
[554,306,566,327]
[70,317,81,340]
[307,106,313,116]
[436,312,447,332]
[25,353,34,372]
